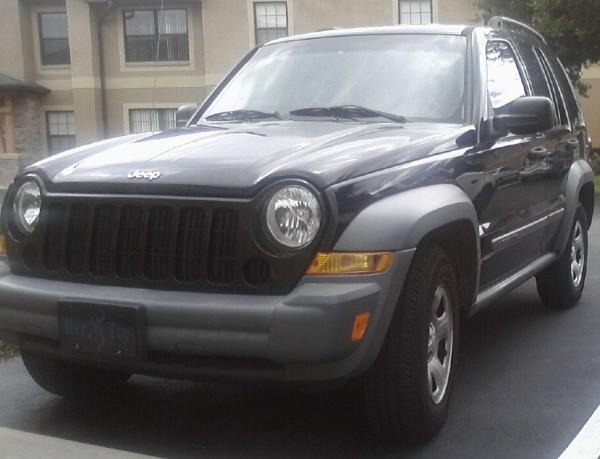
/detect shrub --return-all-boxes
[0,341,17,360]
[591,148,600,175]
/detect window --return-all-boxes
[39,12,70,66]
[124,9,189,63]
[533,48,568,126]
[486,41,526,110]
[129,109,177,134]
[549,55,580,123]
[46,111,76,154]
[399,0,432,25]
[254,2,288,45]
[202,35,467,124]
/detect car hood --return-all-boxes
[26,121,474,196]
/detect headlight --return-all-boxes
[265,185,321,249]
[12,181,41,235]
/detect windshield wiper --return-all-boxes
[289,105,407,123]
[204,109,281,122]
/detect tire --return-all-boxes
[363,244,460,444]
[536,205,588,310]
[21,351,131,398]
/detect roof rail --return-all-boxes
[487,16,547,44]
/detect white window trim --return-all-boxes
[40,105,76,156]
[247,0,294,48]
[123,102,194,134]
[117,5,197,73]
[31,6,71,76]
[392,0,439,24]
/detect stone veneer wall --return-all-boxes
[0,94,45,190]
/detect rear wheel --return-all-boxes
[21,350,131,398]
[536,205,588,310]
[363,244,459,444]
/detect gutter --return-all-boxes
[97,0,113,138]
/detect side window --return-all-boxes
[549,56,580,123]
[486,41,526,110]
[533,47,568,126]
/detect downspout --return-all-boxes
[97,0,113,138]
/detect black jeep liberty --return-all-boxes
[0,17,594,443]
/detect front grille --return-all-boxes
[5,190,323,295]
[38,201,242,288]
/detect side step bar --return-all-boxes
[471,252,557,316]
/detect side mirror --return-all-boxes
[176,105,198,127]
[493,97,556,136]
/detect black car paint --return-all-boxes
[5,26,585,302]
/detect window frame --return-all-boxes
[533,47,569,128]
[38,12,71,67]
[122,8,190,64]
[253,1,289,46]
[398,0,433,25]
[128,108,178,134]
[45,111,76,155]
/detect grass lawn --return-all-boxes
[595,175,600,196]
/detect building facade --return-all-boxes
[0,0,597,188]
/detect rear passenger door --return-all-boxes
[513,37,582,251]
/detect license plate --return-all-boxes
[59,302,143,360]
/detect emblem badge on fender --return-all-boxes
[127,170,162,181]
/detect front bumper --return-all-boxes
[0,250,414,382]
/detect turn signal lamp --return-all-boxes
[0,234,6,257]
[352,312,371,342]
[306,252,394,276]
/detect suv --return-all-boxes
[0,18,594,443]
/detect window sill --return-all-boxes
[40,65,71,70]
[0,153,36,160]
[125,61,191,68]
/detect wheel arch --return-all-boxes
[334,183,481,316]
[579,181,594,229]
[553,159,594,254]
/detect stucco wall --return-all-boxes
[581,79,600,147]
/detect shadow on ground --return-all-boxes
[16,282,579,459]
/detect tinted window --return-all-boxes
[486,41,526,110]
[534,47,568,126]
[548,55,580,123]
[201,35,467,123]
[513,41,551,100]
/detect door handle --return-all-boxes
[528,146,549,160]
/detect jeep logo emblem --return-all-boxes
[127,170,162,181]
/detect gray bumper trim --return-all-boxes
[0,249,415,381]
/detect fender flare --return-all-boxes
[334,183,480,253]
[331,184,481,375]
[552,159,594,255]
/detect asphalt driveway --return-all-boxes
[1,207,600,458]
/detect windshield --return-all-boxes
[199,34,467,124]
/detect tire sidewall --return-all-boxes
[564,207,588,301]
[415,252,460,421]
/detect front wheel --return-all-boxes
[363,244,459,444]
[536,205,588,310]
